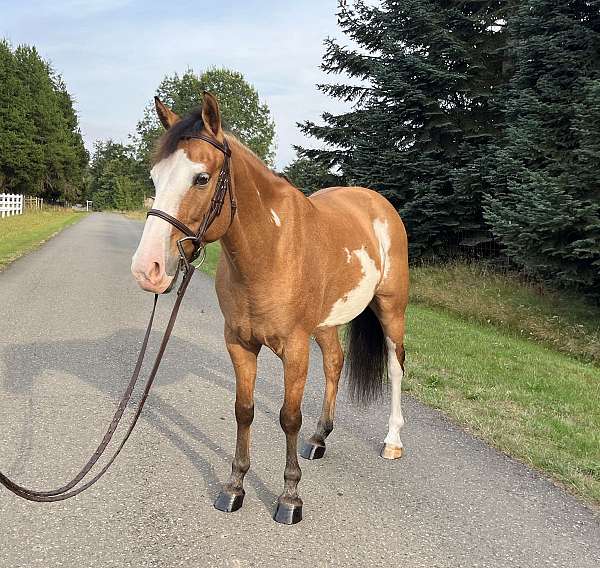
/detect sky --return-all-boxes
[0,0,351,169]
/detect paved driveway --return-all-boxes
[1,213,598,567]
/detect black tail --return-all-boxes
[344,306,387,405]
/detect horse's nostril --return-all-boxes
[148,262,161,281]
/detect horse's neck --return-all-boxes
[219,137,309,276]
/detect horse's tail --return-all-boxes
[344,306,387,405]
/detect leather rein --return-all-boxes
[0,134,235,502]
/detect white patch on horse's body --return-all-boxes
[384,336,404,448]
[271,209,281,226]
[373,218,391,281]
[344,247,352,263]
[132,149,206,270]
[318,247,380,327]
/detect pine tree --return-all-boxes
[298,0,508,257]
[0,40,87,201]
[484,1,600,295]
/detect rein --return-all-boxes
[0,134,234,502]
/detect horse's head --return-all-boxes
[131,93,233,293]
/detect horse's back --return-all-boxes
[310,186,404,232]
[309,185,408,263]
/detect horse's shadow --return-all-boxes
[1,329,280,511]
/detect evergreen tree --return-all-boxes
[0,40,42,194]
[484,1,600,295]
[283,154,343,195]
[48,77,89,203]
[298,0,508,257]
[0,40,87,201]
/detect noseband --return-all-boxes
[147,134,236,286]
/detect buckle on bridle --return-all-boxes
[176,235,203,272]
[169,235,205,296]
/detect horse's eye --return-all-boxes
[193,173,210,187]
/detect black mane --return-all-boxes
[153,108,205,163]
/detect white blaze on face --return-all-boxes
[132,149,207,277]
[318,247,380,327]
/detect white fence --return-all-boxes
[0,193,23,218]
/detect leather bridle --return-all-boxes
[148,134,236,284]
[0,134,235,502]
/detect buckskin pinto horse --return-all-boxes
[131,93,409,524]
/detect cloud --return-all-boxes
[1,0,352,168]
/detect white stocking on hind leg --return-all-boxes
[372,300,407,460]
[381,336,405,459]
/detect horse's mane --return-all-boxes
[153,107,301,192]
[153,107,206,164]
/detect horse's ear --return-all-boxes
[201,92,223,138]
[154,97,180,129]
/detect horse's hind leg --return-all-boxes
[301,327,344,460]
[371,296,407,460]
[214,327,260,513]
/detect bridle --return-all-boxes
[147,134,236,286]
[0,134,235,502]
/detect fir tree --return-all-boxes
[484,1,600,295]
[298,0,508,257]
[283,154,343,195]
[0,40,87,201]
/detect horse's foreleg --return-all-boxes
[301,327,343,460]
[274,333,309,524]
[214,328,260,513]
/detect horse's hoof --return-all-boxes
[380,444,403,460]
[273,499,303,525]
[214,489,245,513]
[300,441,326,460]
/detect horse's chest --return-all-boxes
[218,283,294,345]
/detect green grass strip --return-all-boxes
[405,303,599,504]
[0,210,85,269]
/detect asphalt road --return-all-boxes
[1,213,599,568]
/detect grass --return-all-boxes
[122,209,147,221]
[411,261,600,365]
[404,304,599,504]
[0,209,85,269]
[194,241,221,276]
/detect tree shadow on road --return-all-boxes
[0,329,280,511]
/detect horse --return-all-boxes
[131,92,409,524]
